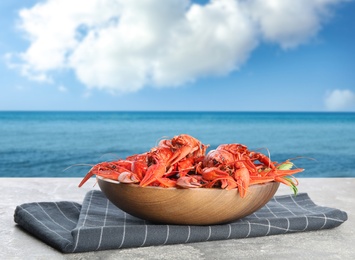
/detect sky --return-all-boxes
[0,0,355,112]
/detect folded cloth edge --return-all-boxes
[14,192,348,253]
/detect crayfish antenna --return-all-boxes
[78,167,96,187]
[284,156,317,162]
[253,147,272,168]
[155,135,170,146]
[62,163,94,172]
[62,164,96,187]
[99,153,121,160]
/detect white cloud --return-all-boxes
[245,0,342,49]
[325,89,355,111]
[58,85,68,93]
[5,53,52,83]
[8,0,348,93]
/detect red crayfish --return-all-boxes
[78,134,303,197]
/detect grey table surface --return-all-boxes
[1,178,354,260]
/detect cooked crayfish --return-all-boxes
[199,144,303,197]
[78,134,208,188]
[78,134,304,197]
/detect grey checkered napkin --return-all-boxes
[14,191,347,253]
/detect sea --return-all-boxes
[0,111,354,178]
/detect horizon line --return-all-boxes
[0,110,354,113]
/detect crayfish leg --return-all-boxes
[78,167,96,187]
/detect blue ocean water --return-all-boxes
[0,111,354,178]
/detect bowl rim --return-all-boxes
[96,175,275,191]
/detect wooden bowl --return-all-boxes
[97,176,280,225]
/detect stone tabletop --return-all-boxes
[1,178,354,260]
